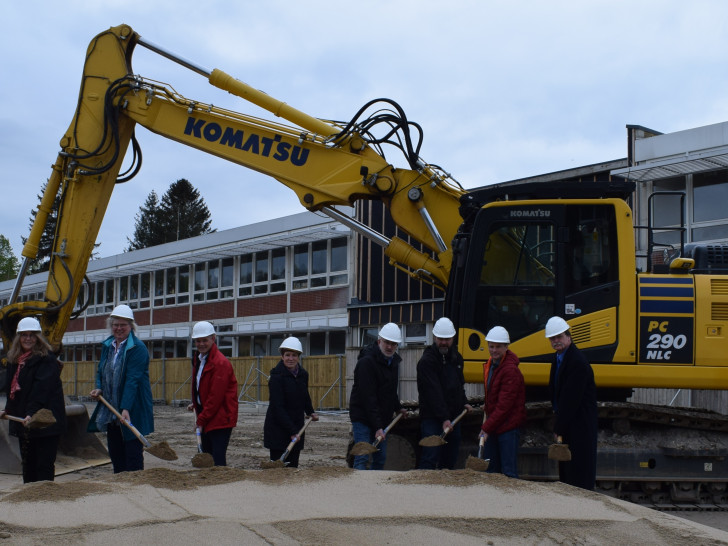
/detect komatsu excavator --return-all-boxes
[2,25,728,502]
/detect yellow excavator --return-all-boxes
[2,25,728,500]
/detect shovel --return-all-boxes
[419,408,468,447]
[97,395,178,461]
[349,412,404,456]
[548,435,572,461]
[261,416,314,469]
[465,412,490,471]
[1,408,56,430]
[191,409,214,468]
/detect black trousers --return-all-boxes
[19,433,60,483]
[107,422,144,473]
[201,427,232,466]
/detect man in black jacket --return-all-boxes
[349,323,406,470]
[417,317,471,469]
[546,316,598,491]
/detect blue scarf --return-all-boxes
[95,338,127,430]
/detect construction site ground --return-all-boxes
[0,402,727,544]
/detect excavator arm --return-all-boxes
[0,24,466,349]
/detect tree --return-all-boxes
[23,181,100,272]
[0,235,19,281]
[126,191,164,250]
[126,179,215,251]
[22,181,59,274]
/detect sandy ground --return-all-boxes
[0,403,727,545]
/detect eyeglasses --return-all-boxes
[111,323,130,329]
[19,333,37,339]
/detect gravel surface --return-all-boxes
[0,403,726,544]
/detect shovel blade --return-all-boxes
[419,435,447,447]
[349,441,379,456]
[465,455,489,472]
[547,443,572,461]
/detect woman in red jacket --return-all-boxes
[187,321,238,466]
[480,326,527,478]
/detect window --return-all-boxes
[154,267,190,306]
[405,323,426,343]
[88,280,114,315]
[119,273,151,309]
[329,331,346,354]
[692,170,728,242]
[651,177,686,246]
[216,324,233,357]
[310,332,326,355]
[194,259,234,302]
[292,237,349,291]
[239,250,286,297]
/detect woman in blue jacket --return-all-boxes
[88,305,153,473]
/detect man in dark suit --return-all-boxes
[546,316,598,491]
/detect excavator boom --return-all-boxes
[0,24,465,349]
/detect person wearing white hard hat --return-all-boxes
[1,317,66,482]
[416,317,472,469]
[88,304,153,473]
[545,316,597,491]
[187,321,238,466]
[479,325,526,478]
[263,337,318,467]
[349,322,407,470]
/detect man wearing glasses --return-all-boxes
[349,323,407,470]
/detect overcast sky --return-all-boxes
[2,1,727,259]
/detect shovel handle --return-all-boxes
[194,409,204,453]
[372,412,404,448]
[442,408,469,438]
[97,395,151,448]
[280,416,314,461]
[1,413,28,425]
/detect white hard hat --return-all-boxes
[545,316,570,338]
[17,317,42,333]
[110,304,134,321]
[191,321,216,339]
[432,317,456,339]
[279,336,303,354]
[485,326,510,344]
[378,322,402,343]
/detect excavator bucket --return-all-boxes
[0,396,109,475]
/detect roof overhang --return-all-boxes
[612,121,728,182]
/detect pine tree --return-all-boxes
[159,179,214,242]
[22,181,59,273]
[126,191,164,251]
[126,179,214,250]
[0,235,19,281]
[23,181,100,272]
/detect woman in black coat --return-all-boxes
[1,317,66,483]
[546,317,598,491]
[263,337,318,467]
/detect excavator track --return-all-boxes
[368,398,728,510]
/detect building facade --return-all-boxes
[0,211,353,361]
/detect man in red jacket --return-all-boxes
[187,321,238,466]
[480,326,526,478]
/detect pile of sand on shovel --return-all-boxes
[349,442,378,456]
[145,441,178,461]
[260,459,287,469]
[192,452,214,468]
[419,435,446,447]
[464,455,489,472]
[27,408,56,429]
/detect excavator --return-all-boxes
[2,25,728,503]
